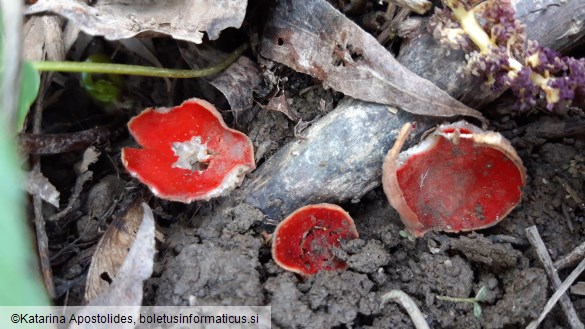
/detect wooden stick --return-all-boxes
[31,68,56,299]
[525,226,583,329]
[554,241,585,271]
[526,257,585,329]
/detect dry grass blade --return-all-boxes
[48,171,92,222]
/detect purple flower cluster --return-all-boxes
[482,0,524,51]
[431,0,584,110]
[524,44,585,110]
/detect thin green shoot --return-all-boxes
[31,43,248,78]
[436,286,488,318]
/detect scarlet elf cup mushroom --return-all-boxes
[122,98,255,203]
[382,121,526,237]
[272,204,359,276]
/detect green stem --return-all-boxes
[31,43,248,78]
[436,295,475,303]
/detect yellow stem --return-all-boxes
[447,3,491,54]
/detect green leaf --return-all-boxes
[0,127,49,305]
[0,7,49,305]
[473,302,482,318]
[399,230,415,241]
[17,61,40,129]
[81,54,122,106]
[474,286,488,302]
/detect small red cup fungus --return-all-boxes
[272,203,359,276]
[122,98,255,203]
[382,121,526,237]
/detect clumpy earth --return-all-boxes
[139,76,584,328]
[33,3,585,329]
[44,67,584,327]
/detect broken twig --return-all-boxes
[570,282,585,296]
[48,171,93,222]
[554,241,585,271]
[525,226,584,329]
[18,116,125,155]
[526,258,585,329]
[31,78,56,298]
[556,177,585,210]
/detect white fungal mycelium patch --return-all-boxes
[171,136,213,171]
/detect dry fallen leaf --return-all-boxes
[86,203,155,306]
[24,170,60,208]
[74,146,101,175]
[259,0,484,121]
[26,0,248,44]
[266,94,297,121]
[83,193,145,303]
[119,38,172,94]
[23,15,65,62]
[209,57,261,115]
[70,203,155,329]
[179,43,261,121]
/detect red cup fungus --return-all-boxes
[272,203,359,276]
[382,121,526,237]
[122,98,255,203]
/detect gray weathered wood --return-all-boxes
[243,98,443,219]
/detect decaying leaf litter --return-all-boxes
[19,0,585,328]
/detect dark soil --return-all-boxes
[33,2,585,329]
[142,95,584,328]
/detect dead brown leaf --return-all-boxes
[74,146,100,175]
[266,94,297,121]
[179,43,261,118]
[259,0,484,121]
[83,193,145,303]
[209,57,261,114]
[24,170,60,208]
[84,203,155,309]
[23,15,65,62]
[69,203,154,329]
[26,0,247,44]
